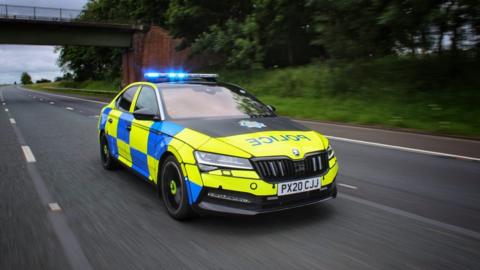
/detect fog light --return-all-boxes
[207,192,251,203]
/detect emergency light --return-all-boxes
[144,72,218,82]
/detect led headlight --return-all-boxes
[194,151,253,170]
[327,145,335,159]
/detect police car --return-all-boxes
[98,72,338,219]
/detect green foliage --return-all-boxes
[28,59,480,136]
[20,72,32,85]
[35,78,51,83]
[56,46,123,81]
[312,0,480,59]
[190,16,263,68]
[167,0,318,68]
[58,0,480,85]
[217,58,480,136]
[166,0,253,50]
[81,0,170,25]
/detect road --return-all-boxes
[1,85,479,270]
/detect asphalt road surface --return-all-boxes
[1,85,479,270]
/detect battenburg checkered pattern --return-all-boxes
[99,107,184,181]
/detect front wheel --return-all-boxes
[160,156,194,220]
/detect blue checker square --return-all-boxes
[117,113,134,144]
[107,135,118,158]
[99,107,112,130]
[151,121,184,137]
[130,147,149,178]
[147,132,172,159]
[186,178,202,205]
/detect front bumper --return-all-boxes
[193,181,337,215]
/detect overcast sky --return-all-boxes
[0,0,87,83]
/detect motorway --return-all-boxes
[1,85,479,270]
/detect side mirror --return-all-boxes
[267,105,276,112]
[133,108,161,121]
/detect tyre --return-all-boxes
[100,133,118,170]
[160,155,194,220]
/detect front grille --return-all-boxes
[252,152,328,182]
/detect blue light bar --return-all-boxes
[144,72,161,78]
[143,72,218,81]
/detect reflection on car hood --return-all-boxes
[172,117,309,137]
[172,117,327,159]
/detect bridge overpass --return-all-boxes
[0,4,197,84]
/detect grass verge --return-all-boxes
[26,81,119,99]
[24,57,480,138]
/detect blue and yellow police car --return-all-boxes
[98,72,338,219]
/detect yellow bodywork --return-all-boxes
[99,82,338,203]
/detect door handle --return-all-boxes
[108,118,113,123]
[126,125,131,131]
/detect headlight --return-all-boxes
[194,151,253,170]
[327,145,335,159]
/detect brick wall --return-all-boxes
[122,26,205,85]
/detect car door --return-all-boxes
[106,85,139,166]
[129,85,161,180]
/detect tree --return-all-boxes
[58,0,480,79]
[311,0,480,59]
[20,72,32,85]
[166,0,253,50]
[35,79,52,83]
[167,0,318,68]
[252,0,318,66]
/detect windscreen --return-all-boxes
[158,84,274,120]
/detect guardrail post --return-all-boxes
[60,8,62,20]
[33,7,36,19]
[5,5,8,17]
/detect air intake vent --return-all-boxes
[252,152,328,182]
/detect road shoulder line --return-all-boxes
[327,135,480,162]
[18,86,108,105]
[340,193,480,241]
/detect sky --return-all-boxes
[0,0,88,84]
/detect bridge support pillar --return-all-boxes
[122,26,200,85]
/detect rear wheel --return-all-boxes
[100,133,118,170]
[160,156,194,220]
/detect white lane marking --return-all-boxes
[40,98,44,101]
[338,183,358,189]
[50,102,55,105]
[340,193,480,241]
[48,202,62,212]
[21,145,36,163]
[20,87,108,105]
[297,119,477,143]
[327,136,480,162]
[65,107,74,111]
[4,108,8,112]
[93,115,100,118]
[9,118,16,124]
[2,102,5,106]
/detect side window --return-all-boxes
[134,86,159,115]
[116,86,138,112]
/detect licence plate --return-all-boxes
[277,177,321,196]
